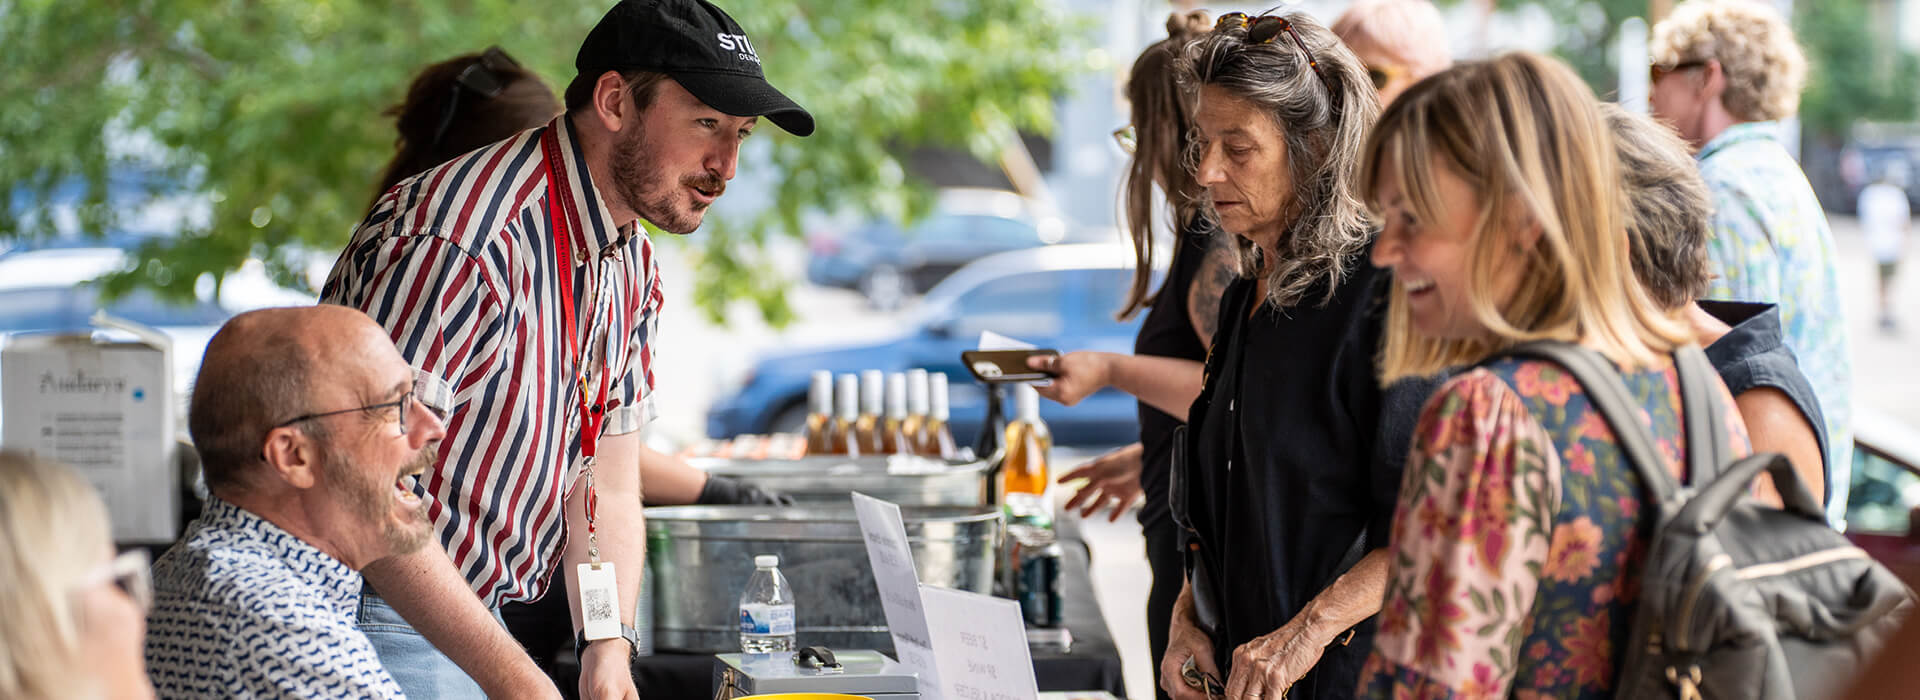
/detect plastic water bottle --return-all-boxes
[738,554,796,653]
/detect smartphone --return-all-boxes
[959,349,1060,383]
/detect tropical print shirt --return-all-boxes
[1697,120,1852,525]
[1358,355,1751,699]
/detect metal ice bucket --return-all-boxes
[688,455,989,507]
[645,504,1001,653]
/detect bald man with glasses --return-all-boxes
[146,305,449,699]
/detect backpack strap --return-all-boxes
[1671,345,1826,528]
[1673,345,1730,484]
[1495,341,1679,503]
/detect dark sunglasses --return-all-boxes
[429,46,522,152]
[1650,59,1708,83]
[1366,63,1407,91]
[1216,11,1333,93]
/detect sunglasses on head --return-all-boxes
[1112,125,1137,155]
[1216,11,1333,93]
[430,46,522,152]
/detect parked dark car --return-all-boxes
[806,188,1068,310]
[711,244,1158,448]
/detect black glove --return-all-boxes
[695,474,796,506]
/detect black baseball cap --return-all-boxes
[576,0,815,137]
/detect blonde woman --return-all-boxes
[0,451,154,700]
[1355,53,1751,697]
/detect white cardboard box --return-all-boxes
[2,328,178,543]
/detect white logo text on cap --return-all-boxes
[716,33,760,64]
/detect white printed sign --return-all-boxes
[851,492,944,698]
[919,585,1039,700]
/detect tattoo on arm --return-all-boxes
[1187,235,1239,346]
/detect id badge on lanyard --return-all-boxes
[544,128,621,641]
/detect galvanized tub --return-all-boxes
[688,455,989,507]
[645,504,1001,653]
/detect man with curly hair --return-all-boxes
[1650,0,1853,526]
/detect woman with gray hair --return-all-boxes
[1032,9,1429,700]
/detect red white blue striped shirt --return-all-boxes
[321,115,662,608]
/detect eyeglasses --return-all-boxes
[1112,125,1137,156]
[429,46,521,152]
[1650,59,1707,83]
[1216,11,1333,93]
[81,549,151,612]
[1366,63,1407,91]
[275,373,447,438]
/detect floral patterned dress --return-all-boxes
[1357,354,1751,699]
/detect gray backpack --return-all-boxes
[1497,342,1914,699]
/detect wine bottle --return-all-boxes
[923,372,958,460]
[855,369,885,455]
[999,384,1052,528]
[803,370,833,456]
[828,373,861,457]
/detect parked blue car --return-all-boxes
[805,188,1068,311]
[709,244,1160,448]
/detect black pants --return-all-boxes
[1143,515,1183,700]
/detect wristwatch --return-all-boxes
[576,625,642,659]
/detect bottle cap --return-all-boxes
[930,372,950,420]
[810,371,833,414]
[836,374,860,419]
[886,373,908,419]
[755,554,779,568]
[1015,383,1041,421]
[861,369,884,414]
[907,369,930,416]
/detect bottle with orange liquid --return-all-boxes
[903,369,930,452]
[828,373,861,457]
[998,384,1052,527]
[880,372,910,454]
[803,370,833,456]
[855,369,886,455]
[921,372,958,460]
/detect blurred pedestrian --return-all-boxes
[0,451,154,700]
[1609,102,1831,510]
[1057,11,1231,700]
[320,1,813,698]
[1357,51,1748,698]
[146,306,446,699]
[1650,0,1853,524]
[1859,162,1910,333]
[1331,0,1452,106]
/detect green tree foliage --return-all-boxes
[1796,0,1920,140]
[0,0,1088,321]
[1449,0,1918,140]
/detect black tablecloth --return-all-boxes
[506,520,1127,698]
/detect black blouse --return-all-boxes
[1134,225,1217,528]
[1175,252,1430,699]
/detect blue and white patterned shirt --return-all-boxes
[145,497,405,699]
[1697,120,1854,526]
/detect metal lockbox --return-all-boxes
[713,648,920,699]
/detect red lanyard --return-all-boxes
[541,129,611,546]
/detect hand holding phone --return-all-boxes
[960,349,1060,384]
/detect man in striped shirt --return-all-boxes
[320,1,813,698]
